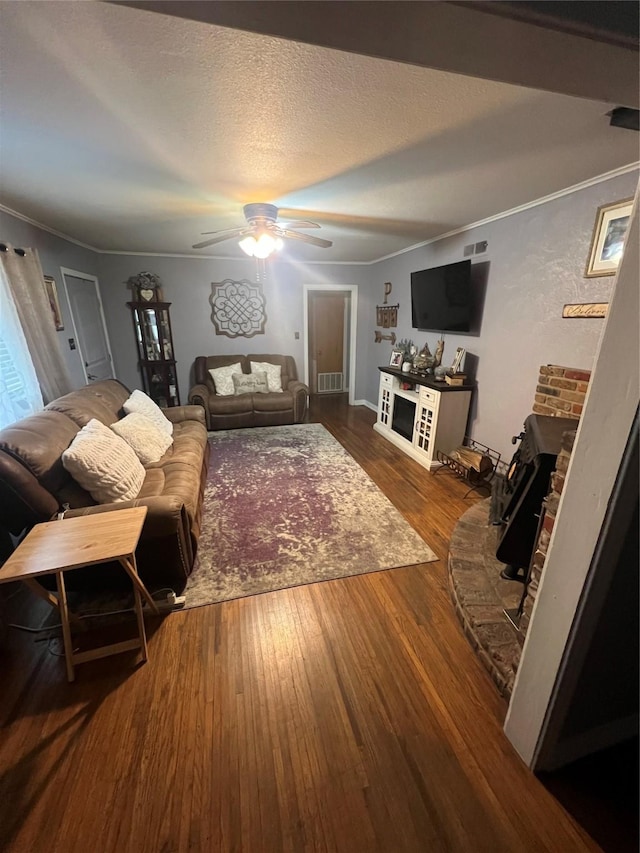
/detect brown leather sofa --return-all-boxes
[0,379,209,593]
[188,354,308,430]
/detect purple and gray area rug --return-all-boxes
[183,423,437,608]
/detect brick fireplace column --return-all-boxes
[520,429,577,634]
[534,365,591,419]
[518,363,591,634]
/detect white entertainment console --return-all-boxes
[373,367,473,471]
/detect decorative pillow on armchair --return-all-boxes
[208,363,242,396]
[250,361,283,392]
[232,371,268,395]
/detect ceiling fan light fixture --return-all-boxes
[239,231,282,259]
[238,235,258,256]
[194,203,329,253]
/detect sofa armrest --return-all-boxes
[64,495,186,538]
[286,380,309,423]
[163,405,206,426]
[188,384,212,427]
[62,496,193,590]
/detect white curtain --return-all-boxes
[0,258,43,428]
[0,244,72,405]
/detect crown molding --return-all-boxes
[0,203,98,252]
[371,162,640,264]
[2,161,637,265]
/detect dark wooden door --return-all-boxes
[309,292,346,393]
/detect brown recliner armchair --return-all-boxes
[188,354,308,430]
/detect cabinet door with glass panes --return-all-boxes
[127,301,180,407]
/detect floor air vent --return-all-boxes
[317,372,344,393]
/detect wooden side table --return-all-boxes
[0,506,158,682]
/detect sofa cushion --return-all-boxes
[233,371,268,395]
[252,390,295,414]
[208,363,242,396]
[146,419,208,473]
[110,412,173,465]
[138,462,200,523]
[62,418,145,504]
[123,389,173,436]
[46,385,126,428]
[250,360,283,392]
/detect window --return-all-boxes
[0,265,43,428]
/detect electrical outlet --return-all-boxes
[294,331,300,340]
[475,241,488,254]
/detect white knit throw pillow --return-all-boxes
[123,389,173,436]
[208,363,242,396]
[111,412,173,465]
[250,361,283,393]
[62,419,145,504]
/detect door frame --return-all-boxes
[303,284,358,406]
[60,267,114,384]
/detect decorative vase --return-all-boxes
[402,360,412,372]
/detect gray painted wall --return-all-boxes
[368,170,639,461]
[0,210,100,389]
[95,254,370,404]
[2,168,637,455]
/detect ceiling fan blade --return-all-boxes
[281,220,321,229]
[199,227,247,236]
[192,229,244,249]
[281,229,333,249]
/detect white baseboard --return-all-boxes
[355,399,377,411]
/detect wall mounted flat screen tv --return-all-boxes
[411,259,472,333]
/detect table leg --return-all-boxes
[117,555,159,614]
[23,578,84,629]
[55,571,75,683]
[132,587,148,663]
[122,551,152,664]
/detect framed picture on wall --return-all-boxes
[585,198,633,278]
[43,275,64,330]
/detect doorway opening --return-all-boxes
[303,284,357,406]
[60,268,114,384]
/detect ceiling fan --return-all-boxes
[191,203,332,257]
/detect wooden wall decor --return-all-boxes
[562,302,608,319]
[376,304,399,328]
[374,330,397,344]
[209,279,267,338]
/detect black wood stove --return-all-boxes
[492,413,576,582]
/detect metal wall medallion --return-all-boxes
[209,279,267,338]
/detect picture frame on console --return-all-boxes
[389,349,403,367]
[585,197,633,278]
[451,347,465,374]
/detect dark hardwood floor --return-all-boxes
[0,395,611,851]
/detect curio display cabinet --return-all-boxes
[127,301,180,407]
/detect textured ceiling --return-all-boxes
[0,2,637,262]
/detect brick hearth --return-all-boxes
[447,500,523,698]
[448,363,590,696]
